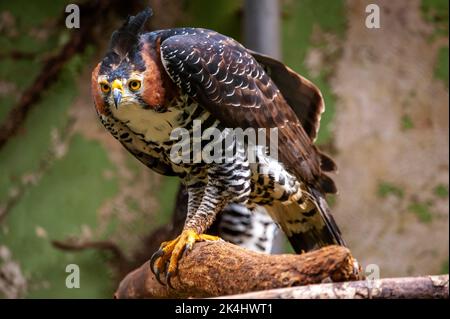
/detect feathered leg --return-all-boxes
[150,181,225,288]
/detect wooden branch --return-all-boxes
[114,242,361,298]
[219,274,449,299]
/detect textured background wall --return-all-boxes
[0,0,448,298]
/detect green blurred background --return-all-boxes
[0,0,448,298]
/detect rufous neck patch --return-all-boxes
[140,41,177,108]
[91,62,107,115]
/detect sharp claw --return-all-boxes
[182,244,191,257]
[154,268,166,286]
[166,271,175,289]
[149,249,163,275]
[149,231,218,290]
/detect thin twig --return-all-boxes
[52,239,127,263]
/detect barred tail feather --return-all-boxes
[267,187,345,253]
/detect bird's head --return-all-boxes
[96,62,145,110]
[92,8,170,116]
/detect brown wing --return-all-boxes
[249,50,337,173]
[158,29,336,193]
[248,50,324,142]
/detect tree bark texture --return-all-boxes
[220,274,449,299]
[114,242,361,298]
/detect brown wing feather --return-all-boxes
[158,29,336,193]
[249,50,337,173]
[248,50,324,142]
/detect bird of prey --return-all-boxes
[91,8,345,287]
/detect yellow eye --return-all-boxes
[100,82,110,93]
[128,80,141,91]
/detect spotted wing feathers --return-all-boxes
[249,50,325,143]
[159,30,279,120]
[157,29,336,193]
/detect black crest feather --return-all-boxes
[109,7,153,58]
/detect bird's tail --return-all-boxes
[266,186,346,253]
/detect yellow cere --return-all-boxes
[111,79,123,91]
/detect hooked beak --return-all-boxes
[113,89,122,109]
[111,80,123,109]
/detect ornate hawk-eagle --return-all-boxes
[92,8,345,287]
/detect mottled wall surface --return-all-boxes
[331,0,449,278]
[0,0,175,298]
[0,0,448,298]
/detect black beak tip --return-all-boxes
[113,90,122,109]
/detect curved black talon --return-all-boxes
[166,271,175,289]
[154,268,166,286]
[149,249,164,275]
[182,244,192,258]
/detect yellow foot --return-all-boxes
[149,229,221,288]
